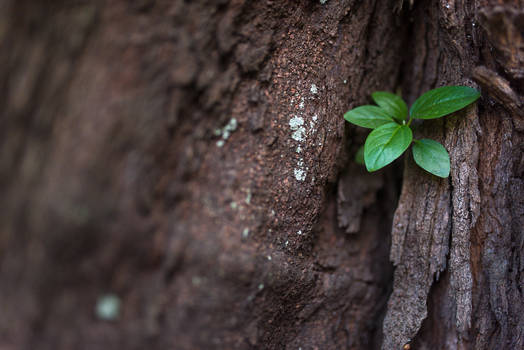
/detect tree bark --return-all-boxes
[0,0,521,350]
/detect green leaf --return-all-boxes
[410,86,480,119]
[372,91,408,122]
[355,145,365,165]
[364,123,412,172]
[412,139,450,178]
[344,105,395,129]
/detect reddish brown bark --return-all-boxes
[0,0,522,349]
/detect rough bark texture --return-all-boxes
[0,0,522,350]
[0,0,403,349]
[383,1,524,349]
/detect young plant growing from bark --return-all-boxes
[344,86,480,178]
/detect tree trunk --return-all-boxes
[0,0,521,349]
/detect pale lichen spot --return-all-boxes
[215,118,238,147]
[222,118,238,140]
[267,255,272,261]
[242,228,250,238]
[299,97,305,109]
[96,294,120,321]
[192,276,203,286]
[230,201,238,210]
[297,230,302,235]
[319,0,327,5]
[310,84,318,94]
[296,146,302,153]
[294,168,306,181]
[258,283,264,290]
[245,189,252,205]
[291,127,306,142]
[289,116,304,129]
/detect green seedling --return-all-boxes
[344,86,480,178]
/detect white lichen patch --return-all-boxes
[294,158,307,181]
[96,294,120,321]
[289,116,304,129]
[215,118,238,147]
[297,230,302,235]
[290,116,306,142]
[245,189,252,205]
[242,228,249,238]
[222,118,238,139]
[288,85,322,182]
[310,114,318,129]
[292,127,306,142]
[294,168,306,181]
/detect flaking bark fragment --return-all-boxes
[382,164,451,349]
[446,107,481,335]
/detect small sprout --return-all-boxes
[96,294,121,321]
[343,86,480,177]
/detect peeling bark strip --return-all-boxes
[383,166,451,348]
[447,107,481,335]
